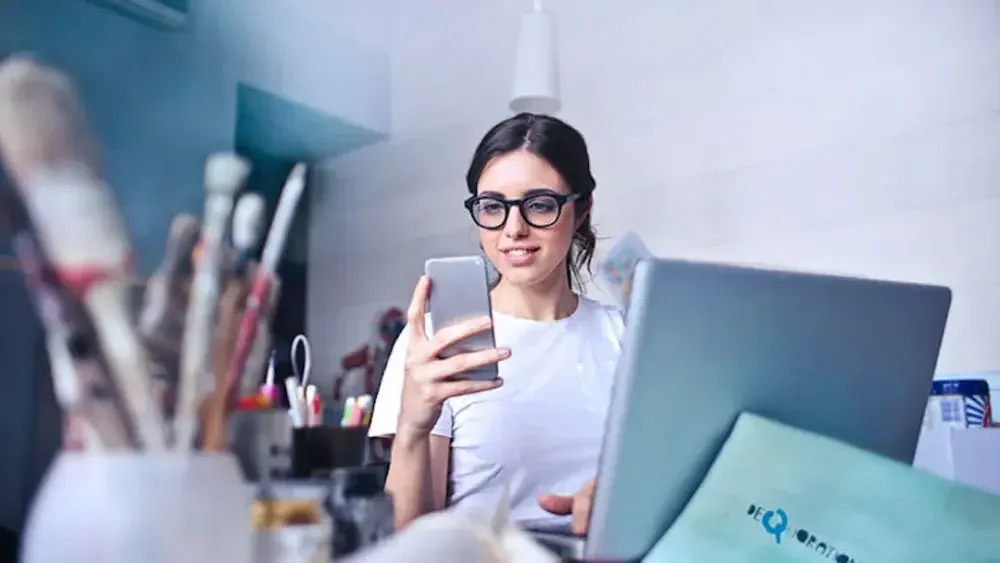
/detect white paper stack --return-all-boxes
[914,425,1000,497]
[344,487,558,563]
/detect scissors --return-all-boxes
[289,334,322,426]
[291,334,312,387]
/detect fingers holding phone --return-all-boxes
[404,274,432,342]
[423,256,502,380]
[398,272,508,435]
[401,315,508,433]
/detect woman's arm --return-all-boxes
[384,431,451,529]
[371,278,507,529]
[370,322,453,528]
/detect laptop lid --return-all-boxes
[586,259,951,561]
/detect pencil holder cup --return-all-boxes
[21,451,253,563]
[292,426,368,478]
[227,408,294,481]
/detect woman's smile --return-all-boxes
[500,246,541,266]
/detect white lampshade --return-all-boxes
[509,3,561,115]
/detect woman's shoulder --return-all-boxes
[577,296,625,338]
[578,295,624,318]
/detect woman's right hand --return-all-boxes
[397,275,509,436]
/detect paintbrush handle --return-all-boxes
[174,153,249,450]
[201,277,250,451]
[139,215,199,345]
[175,195,236,450]
[259,164,306,273]
[84,283,166,448]
[14,234,136,450]
[72,360,135,450]
[224,273,272,404]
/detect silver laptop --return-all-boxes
[534,259,951,561]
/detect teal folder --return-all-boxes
[645,413,1000,563]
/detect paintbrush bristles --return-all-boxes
[138,214,200,340]
[205,153,250,197]
[161,214,201,275]
[0,56,127,269]
[169,214,201,242]
[0,55,100,182]
[232,193,266,251]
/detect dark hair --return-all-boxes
[465,113,597,290]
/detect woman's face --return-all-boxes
[474,149,580,288]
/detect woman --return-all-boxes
[369,113,623,535]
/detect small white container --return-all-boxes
[21,452,253,563]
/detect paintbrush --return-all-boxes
[139,214,201,420]
[0,199,104,449]
[231,192,266,274]
[66,335,137,450]
[0,55,166,449]
[200,193,266,450]
[16,232,93,448]
[238,275,283,399]
[139,214,200,348]
[225,164,306,402]
[199,266,253,451]
[14,233,135,450]
[174,152,250,450]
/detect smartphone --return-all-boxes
[424,255,499,381]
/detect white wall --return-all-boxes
[308,0,1000,387]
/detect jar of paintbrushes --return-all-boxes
[0,55,313,562]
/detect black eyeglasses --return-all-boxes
[463,191,580,230]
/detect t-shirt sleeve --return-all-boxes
[368,323,454,439]
[603,304,626,344]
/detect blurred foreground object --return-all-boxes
[0,54,165,449]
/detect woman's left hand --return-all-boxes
[538,479,597,535]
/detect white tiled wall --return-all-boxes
[308,0,1000,387]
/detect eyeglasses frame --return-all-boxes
[463,191,581,230]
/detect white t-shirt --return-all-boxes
[369,296,624,529]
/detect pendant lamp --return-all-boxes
[509,0,561,115]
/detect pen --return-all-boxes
[341,397,355,427]
[305,385,321,427]
[348,395,367,427]
[285,376,303,428]
[259,351,277,406]
[359,395,373,427]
